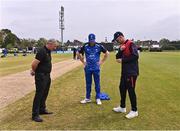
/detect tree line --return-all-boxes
[1,29,180,51]
[0,29,61,50]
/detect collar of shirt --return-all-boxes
[44,46,51,53]
[123,39,129,45]
[88,42,97,47]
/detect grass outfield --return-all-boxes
[0,52,180,130]
[0,53,71,77]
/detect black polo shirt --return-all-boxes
[35,46,52,73]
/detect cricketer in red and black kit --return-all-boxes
[112,32,139,119]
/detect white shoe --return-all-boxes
[96,99,102,105]
[125,111,138,119]
[113,106,126,113]
[80,98,91,104]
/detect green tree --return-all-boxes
[6,44,14,49]
[0,33,3,48]
[19,39,37,49]
[3,33,20,49]
[159,38,170,48]
[19,39,30,49]
[37,38,47,47]
[0,29,20,49]
[1,29,11,34]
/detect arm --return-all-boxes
[76,45,86,67]
[99,51,109,65]
[99,45,109,65]
[122,55,138,63]
[30,48,44,76]
[116,48,123,63]
[30,59,40,76]
[76,51,86,66]
[116,59,122,63]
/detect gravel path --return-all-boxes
[0,59,81,110]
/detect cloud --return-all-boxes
[136,15,180,40]
[1,0,180,41]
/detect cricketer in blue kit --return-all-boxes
[77,33,109,105]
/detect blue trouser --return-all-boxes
[84,68,100,99]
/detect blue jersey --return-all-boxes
[78,42,107,70]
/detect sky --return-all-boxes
[0,0,180,42]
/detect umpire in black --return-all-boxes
[112,32,139,119]
[30,39,57,122]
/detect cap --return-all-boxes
[112,32,124,42]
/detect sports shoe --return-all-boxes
[96,99,102,105]
[39,109,53,115]
[80,98,91,104]
[32,116,43,122]
[113,106,126,113]
[125,111,138,119]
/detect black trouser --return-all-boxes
[73,52,76,59]
[32,73,51,117]
[119,75,137,111]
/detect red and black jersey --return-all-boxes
[116,40,139,76]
